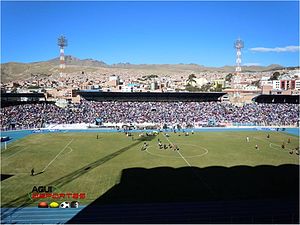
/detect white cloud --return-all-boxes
[243,63,261,66]
[250,45,300,53]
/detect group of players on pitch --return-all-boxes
[144,131,194,151]
[157,138,180,151]
[140,138,180,151]
[247,134,299,155]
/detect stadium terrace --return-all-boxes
[0,99,298,131]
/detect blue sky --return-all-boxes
[1,1,299,66]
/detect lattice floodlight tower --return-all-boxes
[233,38,244,98]
[234,38,244,73]
[58,35,68,76]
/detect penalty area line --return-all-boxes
[42,139,74,172]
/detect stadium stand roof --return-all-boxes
[78,91,226,102]
[252,94,299,104]
[1,93,45,98]
[1,92,47,107]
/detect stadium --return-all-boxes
[1,1,299,224]
[1,91,299,224]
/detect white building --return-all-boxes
[295,80,300,90]
[243,85,258,91]
[186,77,208,87]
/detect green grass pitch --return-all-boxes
[1,131,299,207]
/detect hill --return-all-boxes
[1,56,285,83]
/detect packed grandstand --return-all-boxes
[1,99,299,130]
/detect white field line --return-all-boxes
[65,146,73,154]
[269,143,281,151]
[108,174,112,188]
[99,174,105,195]
[161,133,216,197]
[90,166,108,198]
[2,144,23,152]
[2,145,15,152]
[145,147,182,158]
[163,134,192,167]
[176,150,192,166]
[42,139,74,172]
[90,173,98,197]
[253,137,294,151]
[2,147,30,160]
[145,144,208,159]
[269,143,293,151]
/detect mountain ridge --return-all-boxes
[2,55,285,69]
[1,55,291,83]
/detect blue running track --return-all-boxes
[1,206,86,224]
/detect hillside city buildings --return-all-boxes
[1,68,299,106]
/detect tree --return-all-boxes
[251,80,260,87]
[185,83,201,92]
[186,74,197,86]
[225,73,233,82]
[199,83,213,92]
[269,72,280,80]
[214,83,223,92]
[148,74,158,79]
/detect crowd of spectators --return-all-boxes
[0,100,299,130]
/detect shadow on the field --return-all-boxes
[34,171,44,176]
[67,164,299,224]
[1,136,154,218]
[0,174,14,181]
